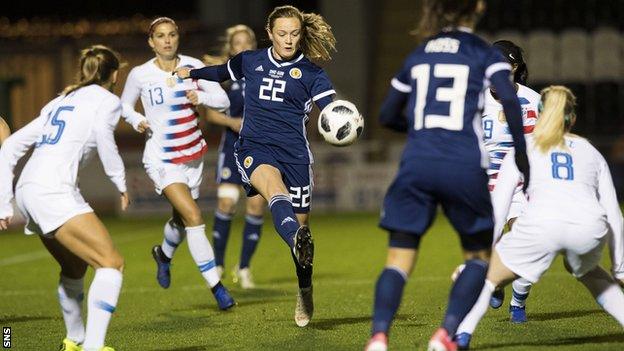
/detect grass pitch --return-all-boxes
[1,212,623,350]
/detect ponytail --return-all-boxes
[266,5,336,61]
[533,86,577,153]
[63,45,121,95]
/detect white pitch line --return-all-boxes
[0,272,573,297]
[0,233,153,267]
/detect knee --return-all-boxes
[218,197,236,215]
[246,197,265,216]
[181,207,203,227]
[98,251,124,271]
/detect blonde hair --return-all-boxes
[533,85,577,153]
[266,5,336,61]
[63,45,122,96]
[203,24,257,65]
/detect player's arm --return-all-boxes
[0,115,46,227]
[490,150,521,240]
[310,69,337,111]
[488,64,530,190]
[205,108,241,133]
[379,67,411,133]
[94,96,129,211]
[0,116,10,144]
[120,68,150,134]
[596,157,624,283]
[190,80,230,111]
[181,53,245,82]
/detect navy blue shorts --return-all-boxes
[234,139,312,214]
[216,141,243,185]
[379,158,493,251]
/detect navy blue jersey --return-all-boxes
[225,48,335,164]
[388,29,516,168]
[222,80,245,148]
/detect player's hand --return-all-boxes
[120,192,130,212]
[174,67,191,79]
[186,90,200,105]
[515,152,531,192]
[229,117,242,133]
[0,217,12,230]
[137,120,151,134]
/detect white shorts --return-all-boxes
[506,190,527,221]
[15,184,93,236]
[496,217,608,283]
[144,159,203,199]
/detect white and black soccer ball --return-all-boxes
[318,100,364,146]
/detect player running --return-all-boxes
[457,85,624,346]
[0,45,127,351]
[120,17,235,309]
[175,5,337,327]
[203,24,267,288]
[364,1,530,350]
[480,40,539,322]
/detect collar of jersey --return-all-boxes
[441,26,473,33]
[267,47,304,68]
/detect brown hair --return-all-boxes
[415,0,481,42]
[63,45,122,95]
[203,24,257,65]
[266,5,336,61]
[148,17,178,37]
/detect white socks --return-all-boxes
[510,278,532,308]
[456,280,496,335]
[186,225,220,288]
[58,275,85,344]
[161,219,186,259]
[596,284,624,327]
[83,268,122,351]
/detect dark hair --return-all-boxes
[63,45,121,95]
[266,5,336,61]
[415,0,480,41]
[493,40,528,85]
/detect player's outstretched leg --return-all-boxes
[509,278,531,323]
[152,218,186,288]
[577,266,624,326]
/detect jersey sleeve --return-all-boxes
[522,89,540,134]
[0,114,47,218]
[596,156,624,279]
[94,95,127,193]
[196,80,231,110]
[120,67,148,132]
[379,61,412,132]
[190,52,244,82]
[311,69,336,105]
[491,150,521,242]
[390,63,412,94]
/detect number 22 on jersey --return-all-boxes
[411,64,469,131]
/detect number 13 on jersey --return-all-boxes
[411,63,469,131]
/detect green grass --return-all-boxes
[1,213,623,350]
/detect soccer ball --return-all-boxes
[318,100,364,146]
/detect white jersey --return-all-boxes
[482,84,540,191]
[0,85,127,218]
[121,54,229,165]
[493,135,624,278]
